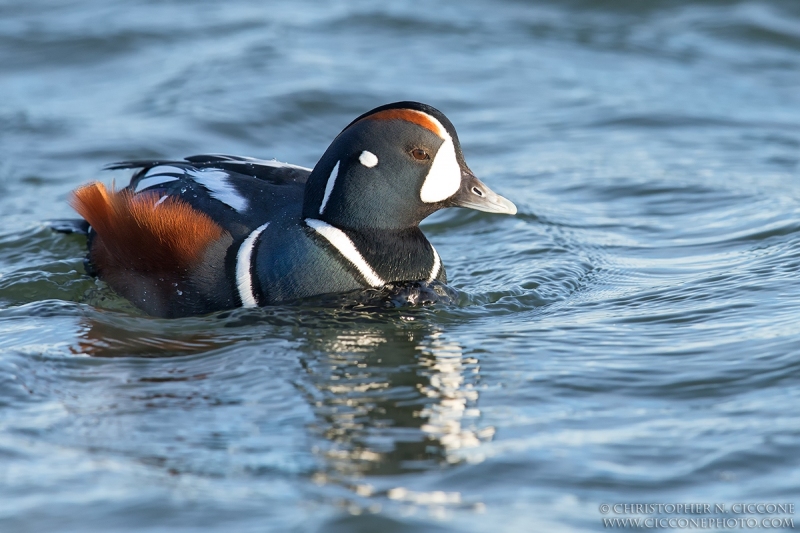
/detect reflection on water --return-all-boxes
[300,323,493,509]
[74,314,232,358]
[416,332,493,459]
[69,307,495,478]
[66,310,496,517]
[3,0,800,529]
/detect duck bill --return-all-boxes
[449,170,517,215]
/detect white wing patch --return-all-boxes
[134,175,179,193]
[305,218,385,287]
[188,169,248,212]
[319,161,339,215]
[254,159,312,172]
[236,222,270,307]
[206,155,312,172]
[143,165,187,177]
[359,150,378,168]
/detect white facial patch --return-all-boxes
[187,169,248,212]
[319,161,340,215]
[419,127,461,204]
[359,150,378,168]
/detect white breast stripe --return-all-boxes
[428,244,441,282]
[134,175,179,193]
[188,169,248,212]
[319,161,339,215]
[236,222,270,307]
[305,218,385,287]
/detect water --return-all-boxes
[1,0,799,531]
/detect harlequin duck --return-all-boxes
[70,101,517,317]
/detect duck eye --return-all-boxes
[410,148,430,161]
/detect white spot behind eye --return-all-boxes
[359,150,378,168]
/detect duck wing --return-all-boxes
[108,154,311,239]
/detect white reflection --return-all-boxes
[307,327,494,480]
[416,331,494,460]
[324,332,387,354]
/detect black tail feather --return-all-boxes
[47,218,90,235]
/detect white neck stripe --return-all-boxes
[319,161,339,215]
[428,244,441,282]
[305,218,385,287]
[236,222,270,307]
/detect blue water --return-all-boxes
[1,1,800,531]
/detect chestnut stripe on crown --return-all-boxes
[357,109,444,139]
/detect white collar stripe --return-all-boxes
[305,218,385,287]
[236,222,270,307]
[319,161,340,215]
[428,244,441,282]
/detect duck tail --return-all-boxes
[69,182,233,316]
[69,182,226,275]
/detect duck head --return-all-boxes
[302,101,516,231]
